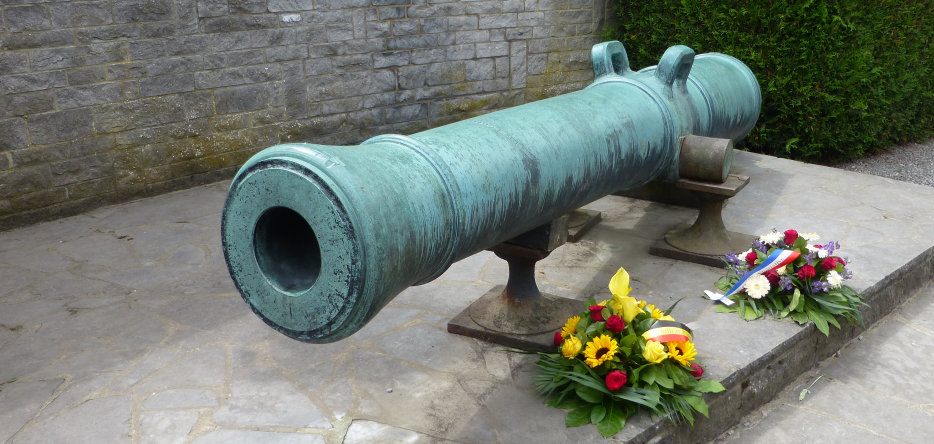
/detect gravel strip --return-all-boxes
[833,138,934,187]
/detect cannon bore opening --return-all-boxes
[253,206,322,293]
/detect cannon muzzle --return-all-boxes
[222,42,761,342]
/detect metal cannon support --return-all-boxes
[221,41,761,343]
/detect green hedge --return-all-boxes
[610,0,934,160]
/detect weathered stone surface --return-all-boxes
[343,420,461,444]
[14,396,132,444]
[134,345,226,393]
[214,363,331,428]
[191,430,326,444]
[0,379,64,443]
[144,389,218,409]
[36,372,113,421]
[140,410,199,444]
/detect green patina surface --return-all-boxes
[221,42,762,343]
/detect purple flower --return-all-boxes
[736,269,748,278]
[805,253,815,265]
[752,239,768,253]
[724,252,743,268]
[811,280,830,293]
[779,276,794,291]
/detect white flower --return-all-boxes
[743,274,771,299]
[827,270,844,289]
[817,249,829,259]
[801,233,820,241]
[760,232,782,244]
[741,249,753,257]
[806,245,820,254]
[776,265,787,275]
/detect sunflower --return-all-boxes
[646,304,665,319]
[561,315,580,338]
[583,334,619,368]
[667,341,697,366]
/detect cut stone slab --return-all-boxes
[343,420,462,444]
[372,324,483,373]
[0,266,47,299]
[134,345,226,394]
[14,395,132,444]
[322,378,353,420]
[141,410,199,444]
[33,346,130,379]
[190,430,326,444]
[0,379,63,443]
[213,363,331,429]
[108,348,182,392]
[724,403,900,444]
[144,389,218,409]
[0,247,74,273]
[56,234,139,268]
[351,349,486,441]
[37,372,113,421]
[0,334,63,380]
[166,244,207,265]
[350,306,420,342]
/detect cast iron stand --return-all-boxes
[447,215,582,351]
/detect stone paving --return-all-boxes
[1,151,934,444]
[713,280,934,444]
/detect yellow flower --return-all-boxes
[561,316,580,339]
[609,267,632,298]
[643,341,667,363]
[608,268,641,322]
[583,335,619,368]
[659,314,675,321]
[562,336,582,358]
[667,341,697,366]
[647,305,665,319]
[637,300,646,308]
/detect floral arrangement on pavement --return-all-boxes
[535,267,724,438]
[706,229,865,336]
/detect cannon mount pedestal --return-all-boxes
[448,216,581,352]
[649,174,754,268]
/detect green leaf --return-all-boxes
[585,322,602,337]
[693,380,726,393]
[591,404,606,424]
[577,317,591,336]
[596,401,627,438]
[585,297,598,307]
[654,370,674,389]
[601,307,612,320]
[683,395,709,417]
[715,304,738,314]
[789,311,809,324]
[741,305,762,321]
[552,395,586,410]
[6,377,16,383]
[807,308,830,336]
[566,405,594,427]
[641,366,657,386]
[576,385,604,404]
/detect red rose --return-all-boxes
[764,270,779,286]
[745,251,758,265]
[605,315,625,333]
[820,257,837,271]
[689,364,704,378]
[784,229,798,245]
[588,305,605,322]
[605,370,627,391]
[553,331,563,346]
[797,264,816,280]
[838,259,846,266]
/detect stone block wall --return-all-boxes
[0,0,612,230]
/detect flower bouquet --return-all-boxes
[535,267,724,438]
[707,229,865,336]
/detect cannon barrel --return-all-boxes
[221,42,761,342]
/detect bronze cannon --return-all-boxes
[221,41,761,342]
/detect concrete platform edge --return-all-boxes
[637,243,934,444]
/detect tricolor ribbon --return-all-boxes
[642,320,693,343]
[705,249,801,306]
